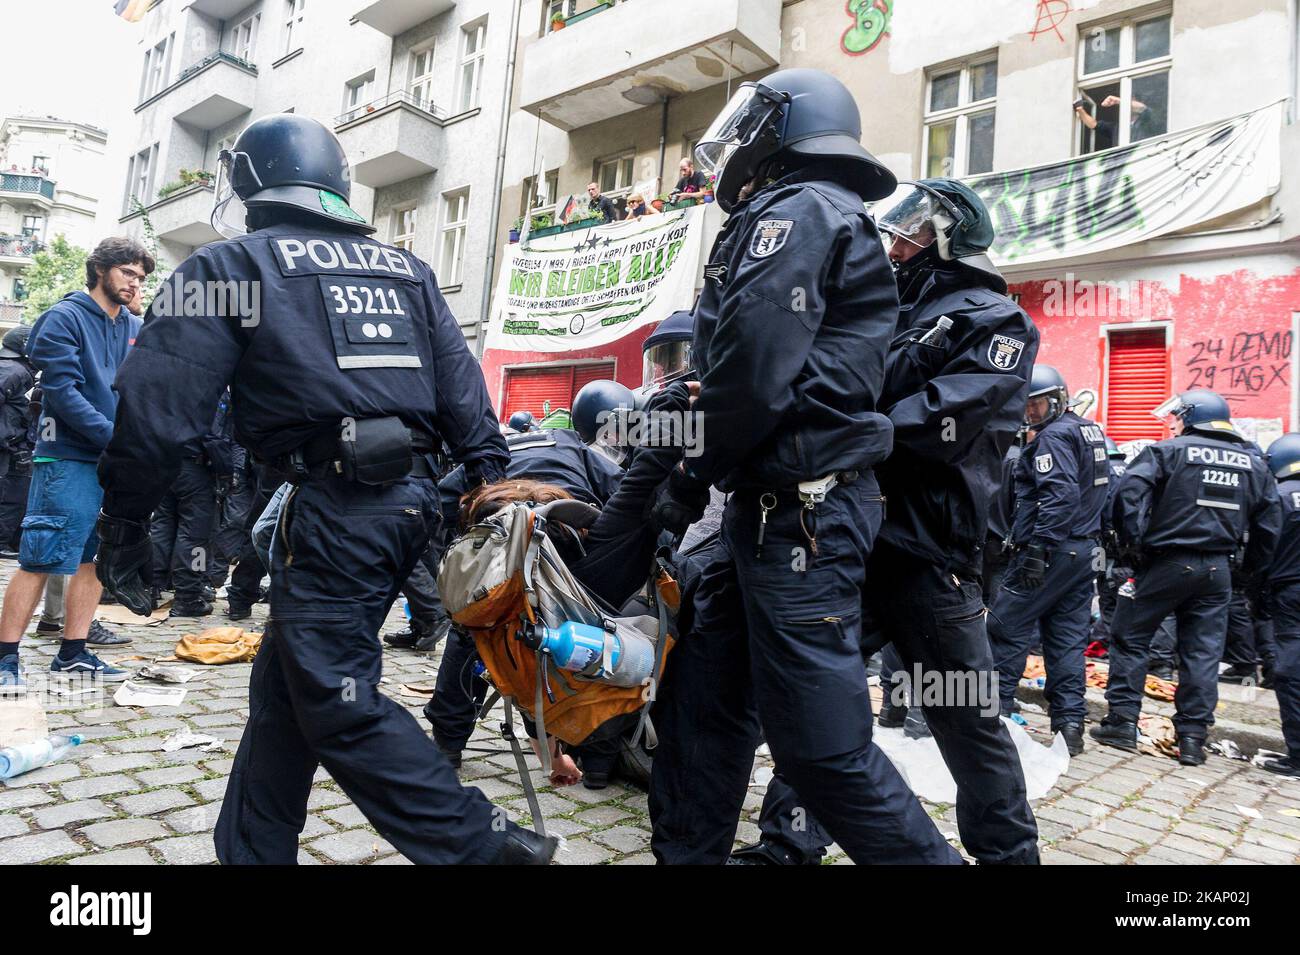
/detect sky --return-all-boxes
[1,2,142,233]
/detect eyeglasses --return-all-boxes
[115,266,146,285]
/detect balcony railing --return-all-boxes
[178,49,257,84]
[551,1,617,31]
[0,172,55,201]
[335,89,444,128]
[0,235,45,258]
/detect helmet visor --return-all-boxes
[642,340,692,389]
[694,85,783,179]
[211,149,254,239]
[874,183,952,245]
[1151,395,1184,420]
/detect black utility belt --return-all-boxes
[737,469,865,502]
[277,417,437,486]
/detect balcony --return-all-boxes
[137,51,257,130]
[353,0,456,37]
[334,90,444,189]
[0,302,25,326]
[0,172,55,208]
[120,181,221,248]
[0,235,45,264]
[189,0,258,17]
[519,0,782,130]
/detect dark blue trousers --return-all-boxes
[215,474,504,864]
[1268,583,1300,759]
[989,539,1097,729]
[648,478,960,865]
[1104,552,1231,739]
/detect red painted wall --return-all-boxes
[1010,265,1299,430]
[480,324,655,411]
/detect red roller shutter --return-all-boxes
[501,362,616,421]
[1104,328,1170,442]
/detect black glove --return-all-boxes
[651,467,710,537]
[95,511,156,616]
[1019,543,1048,590]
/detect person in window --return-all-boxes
[586,181,617,223]
[624,192,650,219]
[669,158,707,202]
[1074,95,1159,149]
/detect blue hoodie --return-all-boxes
[29,290,142,462]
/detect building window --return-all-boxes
[1077,10,1170,154]
[922,55,997,178]
[546,1,576,33]
[230,13,260,62]
[124,143,158,212]
[21,215,42,238]
[284,0,306,55]
[438,188,470,287]
[343,71,375,114]
[458,20,487,113]
[521,169,560,219]
[30,156,49,176]
[595,153,635,196]
[391,205,417,253]
[12,278,26,302]
[408,41,436,111]
[140,34,173,100]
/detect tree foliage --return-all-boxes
[19,234,87,322]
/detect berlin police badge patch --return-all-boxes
[988,334,1025,370]
[1035,453,1053,473]
[750,219,793,258]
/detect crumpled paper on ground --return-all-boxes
[160,730,223,752]
[137,664,201,684]
[114,680,186,708]
[175,627,263,665]
[872,717,1069,803]
[1138,713,1179,759]
[1085,661,1108,689]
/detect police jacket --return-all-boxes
[100,222,508,521]
[874,266,1038,573]
[1268,476,1300,590]
[439,427,623,526]
[1101,456,1127,538]
[1010,411,1109,550]
[987,444,1022,546]
[0,357,34,452]
[683,162,896,492]
[1113,430,1280,574]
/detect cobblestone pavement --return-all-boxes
[1,563,1298,865]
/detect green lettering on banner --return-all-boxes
[627,254,642,283]
[580,266,597,293]
[546,271,563,297]
[602,259,621,288]
[527,272,542,297]
[566,269,581,295]
[664,239,683,271]
[509,269,528,295]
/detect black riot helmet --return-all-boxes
[571,380,635,444]
[641,310,694,389]
[211,114,375,238]
[507,410,539,433]
[1025,364,1070,428]
[694,68,896,212]
[1268,432,1300,480]
[0,324,32,360]
[1104,434,1125,459]
[876,178,1002,289]
[1152,389,1235,437]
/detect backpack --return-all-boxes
[437,499,679,764]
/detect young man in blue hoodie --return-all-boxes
[0,237,152,691]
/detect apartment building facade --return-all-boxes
[113,0,515,344]
[490,0,1300,445]
[0,116,107,327]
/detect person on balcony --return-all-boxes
[586,182,617,223]
[624,192,651,220]
[669,157,707,203]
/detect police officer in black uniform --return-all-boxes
[732,178,1042,865]
[94,114,554,864]
[1090,435,1129,652]
[989,365,1108,755]
[648,68,960,865]
[1259,432,1300,777]
[1092,390,1280,766]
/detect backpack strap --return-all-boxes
[501,697,547,838]
[533,647,552,777]
[631,559,671,750]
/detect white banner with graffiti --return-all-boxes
[484,206,705,353]
[967,100,1284,266]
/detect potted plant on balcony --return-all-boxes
[550,11,566,31]
[509,216,523,243]
[651,193,670,213]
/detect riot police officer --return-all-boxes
[94,114,554,864]
[1092,390,1280,766]
[1090,435,1129,652]
[988,365,1108,755]
[648,68,960,864]
[1259,432,1300,778]
[733,178,1042,865]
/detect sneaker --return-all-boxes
[34,619,63,637]
[50,650,129,682]
[0,654,24,694]
[87,620,132,647]
[0,548,20,560]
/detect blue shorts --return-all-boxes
[19,459,103,575]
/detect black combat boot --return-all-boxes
[1057,722,1085,756]
[1090,718,1138,752]
[1177,736,1207,766]
[489,823,558,864]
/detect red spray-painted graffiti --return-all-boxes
[1029,0,1072,42]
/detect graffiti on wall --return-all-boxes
[1029,0,1072,42]
[841,0,892,56]
[1184,330,1292,397]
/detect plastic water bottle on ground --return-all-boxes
[0,734,83,779]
